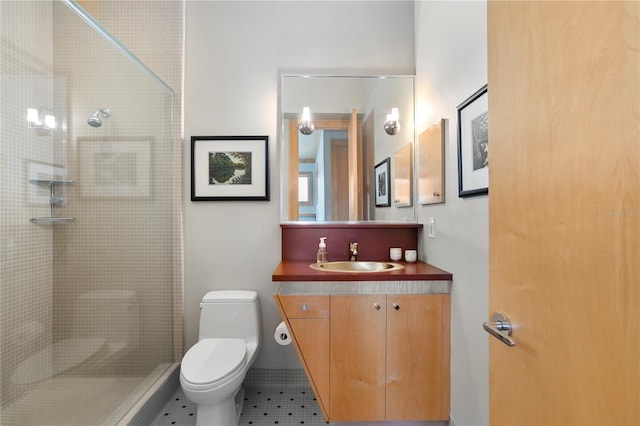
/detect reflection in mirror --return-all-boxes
[280,75,416,223]
[298,172,312,204]
[394,143,413,207]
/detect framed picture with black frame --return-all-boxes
[374,157,391,207]
[457,84,488,197]
[191,135,269,201]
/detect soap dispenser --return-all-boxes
[316,237,328,264]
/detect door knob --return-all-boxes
[483,312,516,347]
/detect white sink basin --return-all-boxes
[309,261,404,273]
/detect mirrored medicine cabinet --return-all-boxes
[280,74,417,223]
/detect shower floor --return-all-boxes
[2,376,149,425]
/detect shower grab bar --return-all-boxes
[29,179,75,224]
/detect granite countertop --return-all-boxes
[272,260,453,282]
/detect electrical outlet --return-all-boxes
[427,217,436,239]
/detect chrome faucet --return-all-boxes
[349,242,358,261]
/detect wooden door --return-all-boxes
[289,117,359,221]
[288,120,300,221]
[386,294,450,421]
[347,109,363,220]
[330,295,386,421]
[331,139,349,220]
[488,2,639,425]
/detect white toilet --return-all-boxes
[180,290,261,426]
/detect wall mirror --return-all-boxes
[280,75,416,223]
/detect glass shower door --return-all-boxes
[0,1,179,424]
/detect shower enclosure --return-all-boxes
[0,1,182,424]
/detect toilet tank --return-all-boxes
[199,290,261,344]
[72,290,141,350]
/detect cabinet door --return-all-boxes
[275,294,330,419]
[386,294,450,420]
[330,295,386,421]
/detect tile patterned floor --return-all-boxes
[151,385,327,426]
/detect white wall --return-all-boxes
[415,2,489,425]
[185,2,489,423]
[184,0,415,368]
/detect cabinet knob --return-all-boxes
[393,303,400,310]
[301,304,308,311]
[373,303,381,311]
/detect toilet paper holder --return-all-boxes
[274,321,292,345]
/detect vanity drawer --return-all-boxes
[279,295,329,319]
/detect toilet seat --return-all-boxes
[181,338,247,390]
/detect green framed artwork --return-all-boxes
[191,135,269,201]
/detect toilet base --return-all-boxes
[195,386,244,426]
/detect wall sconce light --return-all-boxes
[384,107,400,136]
[298,107,315,135]
[27,108,56,135]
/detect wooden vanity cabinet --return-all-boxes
[276,292,450,423]
[330,294,451,422]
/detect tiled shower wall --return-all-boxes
[0,0,183,411]
[0,0,57,409]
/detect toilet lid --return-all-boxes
[181,338,247,387]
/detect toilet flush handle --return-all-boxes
[199,303,202,309]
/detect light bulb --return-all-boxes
[44,114,56,129]
[298,106,315,135]
[384,107,400,136]
[27,108,40,124]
